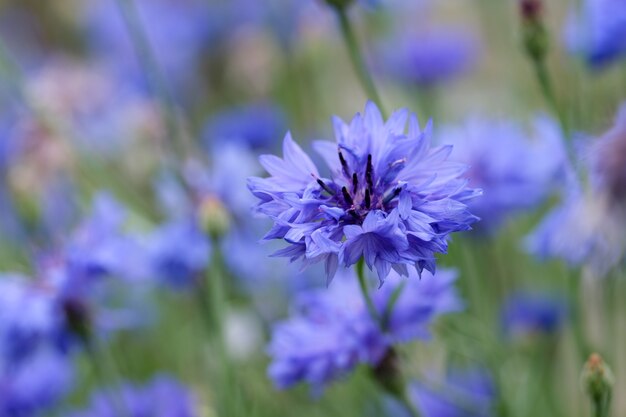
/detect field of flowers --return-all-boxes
[0,0,625,416]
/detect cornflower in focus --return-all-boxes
[267,268,462,391]
[249,102,480,284]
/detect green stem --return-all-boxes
[356,259,380,325]
[334,6,386,116]
[114,0,186,160]
[532,58,569,137]
[398,390,422,417]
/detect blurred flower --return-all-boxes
[0,275,74,417]
[525,186,625,274]
[203,103,286,152]
[267,268,462,391]
[588,102,626,206]
[249,102,480,285]
[527,104,626,274]
[144,220,210,289]
[83,0,214,91]
[500,291,568,340]
[23,58,163,156]
[0,348,74,417]
[378,28,478,87]
[565,0,626,68]
[69,375,197,417]
[410,368,496,417]
[439,116,567,232]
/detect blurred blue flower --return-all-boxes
[0,348,74,417]
[69,375,197,417]
[0,275,74,417]
[267,268,462,391]
[588,102,626,205]
[410,368,496,417]
[203,103,286,151]
[565,0,626,68]
[500,291,568,340]
[439,116,567,232]
[379,28,478,87]
[84,0,214,90]
[249,102,480,285]
[144,220,210,289]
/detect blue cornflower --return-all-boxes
[500,291,568,340]
[439,116,567,232]
[379,28,478,87]
[410,368,496,417]
[84,0,214,91]
[588,102,626,205]
[0,275,74,417]
[69,375,197,417]
[267,268,462,391]
[249,102,480,284]
[565,0,626,68]
[144,220,211,289]
[526,104,626,274]
[203,103,286,151]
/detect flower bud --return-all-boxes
[373,348,404,396]
[581,353,613,412]
[198,196,231,240]
[520,0,548,62]
[62,298,92,343]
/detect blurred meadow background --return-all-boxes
[0,0,625,416]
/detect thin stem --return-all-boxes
[356,258,380,325]
[333,6,386,116]
[114,0,186,160]
[532,58,569,137]
[398,391,422,417]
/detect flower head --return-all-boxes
[500,290,568,340]
[565,0,626,68]
[589,102,626,206]
[439,116,567,232]
[249,102,479,284]
[379,28,478,87]
[410,368,496,417]
[69,375,197,417]
[267,268,462,391]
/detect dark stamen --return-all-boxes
[383,187,402,205]
[366,154,374,191]
[338,150,350,178]
[341,186,354,206]
[316,179,334,195]
[347,209,360,220]
[365,189,371,209]
[352,173,358,193]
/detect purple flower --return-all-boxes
[565,0,626,68]
[0,275,74,417]
[588,102,626,205]
[379,28,478,87]
[83,0,214,90]
[203,103,286,151]
[0,349,74,417]
[267,268,462,391]
[144,220,211,289]
[69,375,197,417]
[500,291,568,340]
[410,368,496,417]
[249,102,480,285]
[439,116,567,232]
